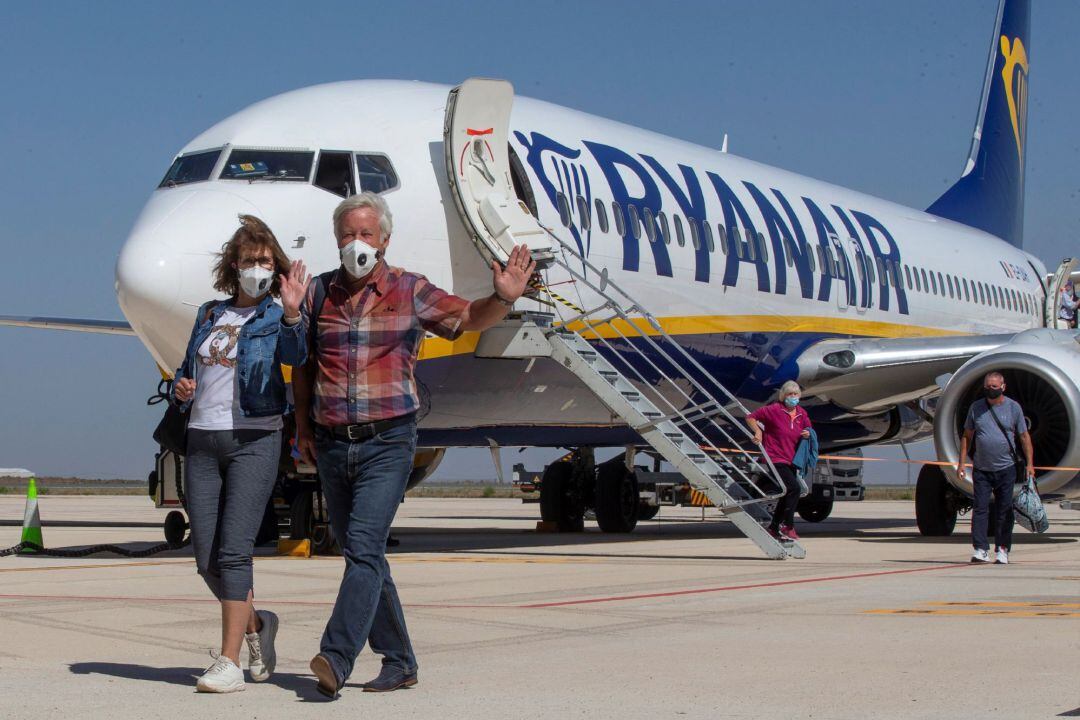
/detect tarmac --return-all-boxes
[0,495,1077,719]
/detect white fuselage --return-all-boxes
[115,81,1046,440]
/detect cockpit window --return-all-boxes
[355,154,399,193]
[159,149,221,188]
[220,149,314,181]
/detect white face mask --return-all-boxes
[340,239,380,279]
[238,266,274,298]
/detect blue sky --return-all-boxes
[0,1,1077,480]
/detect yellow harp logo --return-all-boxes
[1000,35,1029,167]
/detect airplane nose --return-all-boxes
[115,189,261,371]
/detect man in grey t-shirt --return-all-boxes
[956,371,1034,565]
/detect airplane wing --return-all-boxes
[796,332,1020,412]
[0,315,135,336]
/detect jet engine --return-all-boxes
[933,329,1080,499]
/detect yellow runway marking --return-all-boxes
[392,555,594,565]
[926,601,1080,609]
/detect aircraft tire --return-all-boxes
[915,464,957,536]
[290,489,337,554]
[163,510,187,548]
[595,462,639,533]
[797,497,833,523]
[539,461,584,532]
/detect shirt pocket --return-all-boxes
[364,311,410,348]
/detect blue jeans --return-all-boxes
[315,421,417,683]
[971,467,1016,552]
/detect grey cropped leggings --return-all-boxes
[185,429,280,601]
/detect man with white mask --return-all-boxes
[293,192,535,698]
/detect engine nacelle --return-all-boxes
[934,329,1080,499]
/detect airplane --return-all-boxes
[3,0,1076,555]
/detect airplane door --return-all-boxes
[847,237,869,313]
[444,78,554,268]
[831,234,851,311]
[1044,257,1078,328]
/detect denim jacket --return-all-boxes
[171,294,306,417]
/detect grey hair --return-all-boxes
[777,380,802,402]
[983,371,1005,385]
[333,191,393,240]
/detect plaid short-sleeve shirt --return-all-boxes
[304,263,469,425]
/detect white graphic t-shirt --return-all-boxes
[188,305,283,431]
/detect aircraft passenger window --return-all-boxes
[687,217,700,251]
[732,227,745,259]
[612,201,626,236]
[355,154,399,193]
[220,149,314,181]
[594,199,609,233]
[783,239,794,268]
[628,204,642,240]
[576,195,591,230]
[936,272,945,296]
[658,212,672,246]
[701,220,714,252]
[556,192,572,227]
[806,240,816,273]
[978,283,986,304]
[717,224,728,255]
[745,227,757,261]
[159,148,221,188]
[913,267,922,292]
[1010,289,1017,311]
[313,151,355,198]
[930,271,938,295]
[920,268,928,291]
[674,215,686,248]
[643,207,658,243]
[817,246,829,276]
[889,262,901,288]
[756,232,769,262]
[946,275,955,299]
[992,286,1000,307]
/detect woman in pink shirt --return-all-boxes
[747,380,811,540]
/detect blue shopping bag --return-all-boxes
[1013,477,1049,534]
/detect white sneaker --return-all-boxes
[196,654,245,693]
[995,548,1009,564]
[246,609,278,682]
[970,548,991,563]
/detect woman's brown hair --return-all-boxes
[212,215,291,298]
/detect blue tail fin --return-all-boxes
[926,0,1030,247]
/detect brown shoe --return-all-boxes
[309,653,341,700]
[363,665,418,692]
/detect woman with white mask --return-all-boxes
[171,215,310,692]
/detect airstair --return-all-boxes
[445,78,804,559]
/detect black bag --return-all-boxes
[151,300,219,455]
[987,402,1027,483]
[153,400,189,455]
